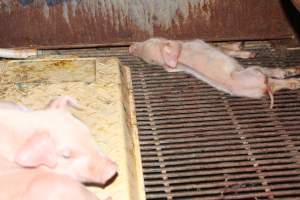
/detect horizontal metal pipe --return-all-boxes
[0,48,38,59]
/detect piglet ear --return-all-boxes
[162,41,182,68]
[14,131,57,168]
[46,96,82,110]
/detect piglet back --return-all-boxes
[0,101,29,112]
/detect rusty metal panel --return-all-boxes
[0,0,295,48]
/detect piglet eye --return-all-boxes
[61,149,72,159]
[63,153,70,159]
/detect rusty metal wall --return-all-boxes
[0,0,295,48]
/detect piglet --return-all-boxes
[0,96,117,185]
[0,155,109,200]
[129,38,300,108]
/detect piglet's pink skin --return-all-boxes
[129,38,300,108]
[0,155,105,200]
[0,96,117,186]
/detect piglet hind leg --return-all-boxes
[278,67,300,78]
[269,78,300,93]
[266,78,300,108]
[252,66,300,79]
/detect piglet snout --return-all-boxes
[94,158,118,185]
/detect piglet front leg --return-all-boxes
[216,42,256,59]
[217,42,242,51]
[221,49,256,59]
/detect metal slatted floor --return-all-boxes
[45,41,300,200]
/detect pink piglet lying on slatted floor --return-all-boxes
[0,96,117,186]
[129,38,300,108]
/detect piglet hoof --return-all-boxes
[289,81,299,90]
[219,42,242,51]
[128,43,137,54]
[46,96,83,111]
[241,51,256,59]
[229,42,242,51]
[163,65,182,73]
[249,52,256,58]
[284,68,300,78]
[285,70,296,78]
